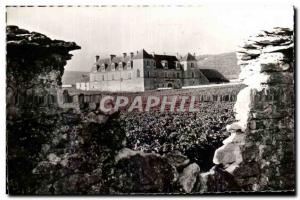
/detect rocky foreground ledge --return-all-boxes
[7,25,80,57]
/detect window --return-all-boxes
[161,60,168,69]
[177,73,180,78]
[192,72,195,78]
[191,63,194,68]
[102,75,104,81]
[147,71,150,78]
[165,72,167,78]
[137,69,141,78]
[112,74,114,80]
[131,61,133,68]
[118,62,123,70]
[128,73,131,79]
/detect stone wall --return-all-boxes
[211,27,294,192]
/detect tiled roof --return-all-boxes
[93,50,188,71]
[95,56,132,71]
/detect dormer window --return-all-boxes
[118,62,124,70]
[126,61,131,70]
[101,64,105,72]
[111,63,116,71]
[161,60,168,69]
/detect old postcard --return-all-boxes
[6,5,295,195]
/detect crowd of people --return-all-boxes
[119,101,236,170]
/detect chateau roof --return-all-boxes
[153,54,179,69]
[181,53,197,61]
[92,49,188,71]
[95,55,132,70]
[133,49,153,59]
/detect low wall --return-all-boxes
[58,83,245,110]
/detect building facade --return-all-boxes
[89,49,209,92]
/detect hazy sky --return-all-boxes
[7,5,294,72]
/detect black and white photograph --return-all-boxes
[4,2,296,196]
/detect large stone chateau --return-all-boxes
[89,49,210,92]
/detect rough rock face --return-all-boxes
[178,163,201,193]
[211,27,294,191]
[32,111,126,194]
[6,25,80,119]
[108,148,178,194]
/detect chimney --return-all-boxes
[130,52,134,58]
[110,54,116,61]
[123,53,127,58]
[95,55,100,62]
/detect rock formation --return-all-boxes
[6,25,80,119]
[6,25,82,194]
[211,27,294,191]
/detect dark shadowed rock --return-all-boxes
[199,165,240,193]
[109,151,177,194]
[164,150,190,169]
